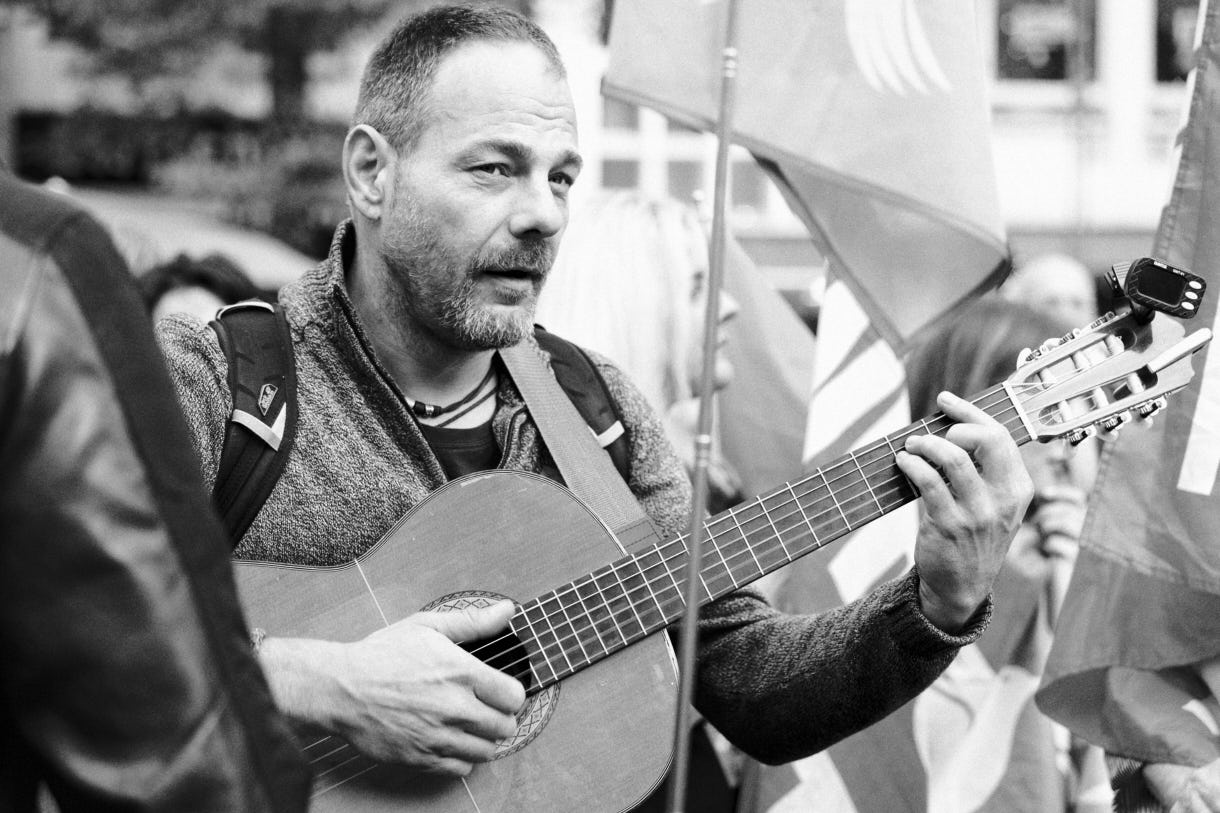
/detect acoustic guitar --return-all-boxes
[235,304,1211,813]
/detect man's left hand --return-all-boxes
[896,391,1034,633]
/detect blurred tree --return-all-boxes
[7,0,532,125]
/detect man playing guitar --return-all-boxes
[158,5,1032,808]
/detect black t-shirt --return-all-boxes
[418,420,501,480]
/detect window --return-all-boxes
[997,0,1096,81]
[667,160,703,202]
[601,159,639,189]
[1157,0,1199,82]
[731,160,768,210]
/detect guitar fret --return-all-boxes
[740,510,766,575]
[818,468,851,534]
[650,543,685,607]
[518,601,562,685]
[591,566,632,645]
[572,568,619,653]
[850,450,885,515]
[674,533,715,604]
[607,560,648,639]
[829,457,882,529]
[506,612,545,689]
[554,591,593,665]
[534,594,577,673]
[758,493,792,563]
[629,550,669,633]
[786,482,819,553]
[725,507,765,586]
[702,515,736,593]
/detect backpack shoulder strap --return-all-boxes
[532,325,630,482]
[210,300,297,547]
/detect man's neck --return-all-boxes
[347,245,495,406]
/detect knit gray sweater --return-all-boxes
[159,221,989,765]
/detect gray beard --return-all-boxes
[435,274,536,350]
[378,204,552,350]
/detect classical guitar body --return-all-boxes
[234,471,678,813]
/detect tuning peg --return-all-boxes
[1099,412,1129,435]
[1135,397,1168,423]
[1066,427,1095,446]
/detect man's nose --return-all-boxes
[508,176,565,239]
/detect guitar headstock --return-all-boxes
[1003,305,1212,443]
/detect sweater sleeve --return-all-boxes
[591,351,990,764]
[693,571,988,764]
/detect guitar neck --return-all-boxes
[511,384,1031,692]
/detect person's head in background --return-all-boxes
[138,253,262,323]
[906,296,1096,501]
[535,190,740,416]
[1001,251,1100,329]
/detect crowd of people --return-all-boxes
[1,4,1214,812]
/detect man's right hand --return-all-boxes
[261,599,526,776]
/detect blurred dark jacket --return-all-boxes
[0,172,309,811]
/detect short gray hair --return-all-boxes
[353,4,565,150]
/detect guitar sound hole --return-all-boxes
[423,591,560,758]
[460,631,533,692]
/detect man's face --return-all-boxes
[379,41,581,350]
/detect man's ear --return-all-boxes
[343,124,396,221]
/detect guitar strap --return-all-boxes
[499,343,661,554]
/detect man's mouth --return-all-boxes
[484,267,539,280]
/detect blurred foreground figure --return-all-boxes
[0,170,308,811]
[538,190,743,512]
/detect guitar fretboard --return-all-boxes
[510,384,1030,691]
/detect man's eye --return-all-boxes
[550,172,574,187]
[475,164,510,177]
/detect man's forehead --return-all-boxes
[430,40,572,111]
[422,41,579,154]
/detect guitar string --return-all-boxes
[466,388,1028,673]
[295,390,1027,768]
[313,355,1132,769]
[302,382,1061,769]
[300,336,1118,769]
[479,414,1034,682]
[457,385,1039,679]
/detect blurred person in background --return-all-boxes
[536,190,744,513]
[1002,251,1102,329]
[905,297,1111,813]
[0,167,308,811]
[138,251,264,322]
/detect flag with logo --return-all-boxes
[603,0,1008,354]
[606,1,1031,811]
[1036,0,1220,774]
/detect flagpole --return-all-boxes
[667,0,740,810]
